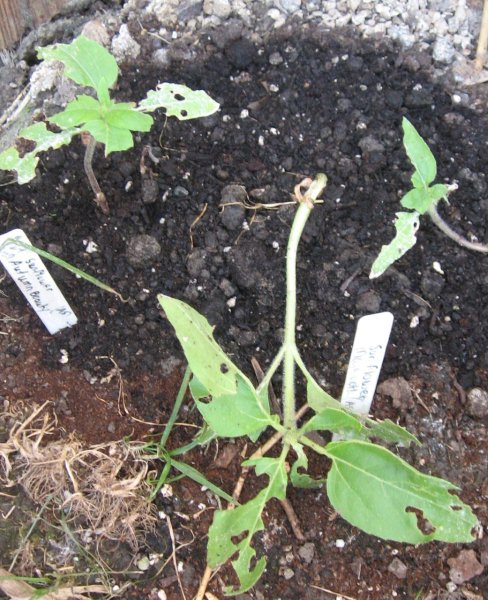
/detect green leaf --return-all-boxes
[364,418,420,447]
[37,35,118,97]
[20,122,80,153]
[402,117,437,188]
[196,376,273,438]
[189,375,209,401]
[369,211,420,279]
[399,188,431,215]
[290,443,326,488]
[83,119,134,154]
[400,183,448,215]
[0,147,39,184]
[207,456,287,595]
[0,123,79,184]
[138,83,220,120]
[302,369,343,413]
[158,294,252,397]
[301,408,364,437]
[48,95,101,128]
[325,440,478,544]
[105,102,153,132]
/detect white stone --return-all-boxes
[111,24,141,62]
[203,0,232,19]
[432,37,456,64]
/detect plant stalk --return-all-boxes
[428,204,488,254]
[283,174,327,429]
[84,135,109,214]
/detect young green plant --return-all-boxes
[0,35,219,213]
[158,174,478,596]
[370,117,488,278]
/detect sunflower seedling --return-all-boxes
[158,174,478,596]
[370,117,488,278]
[0,35,219,213]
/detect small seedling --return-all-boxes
[158,174,478,596]
[370,117,488,278]
[0,35,219,213]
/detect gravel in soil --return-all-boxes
[0,20,487,600]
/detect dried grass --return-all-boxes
[0,401,158,552]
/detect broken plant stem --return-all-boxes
[283,174,327,429]
[428,203,488,254]
[84,135,109,215]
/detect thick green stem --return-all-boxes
[84,135,109,214]
[282,174,327,429]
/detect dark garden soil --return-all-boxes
[0,18,487,600]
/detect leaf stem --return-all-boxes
[84,135,109,214]
[283,174,327,429]
[428,203,488,253]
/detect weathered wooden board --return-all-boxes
[0,0,67,50]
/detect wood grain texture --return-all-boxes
[0,0,67,50]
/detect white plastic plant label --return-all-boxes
[0,229,77,334]
[341,312,394,414]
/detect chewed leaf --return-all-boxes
[158,294,252,397]
[402,117,437,188]
[0,147,38,184]
[138,83,219,120]
[195,376,273,438]
[326,440,478,544]
[364,418,420,447]
[207,456,287,595]
[37,36,118,97]
[0,123,79,184]
[290,443,326,488]
[369,211,420,279]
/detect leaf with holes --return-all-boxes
[0,123,80,184]
[370,211,420,279]
[325,440,478,544]
[138,83,220,120]
[207,456,287,595]
[158,294,254,397]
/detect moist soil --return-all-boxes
[1,21,487,600]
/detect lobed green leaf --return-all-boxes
[400,183,448,214]
[369,211,420,279]
[37,36,118,98]
[138,83,220,120]
[326,440,478,544]
[207,456,287,595]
